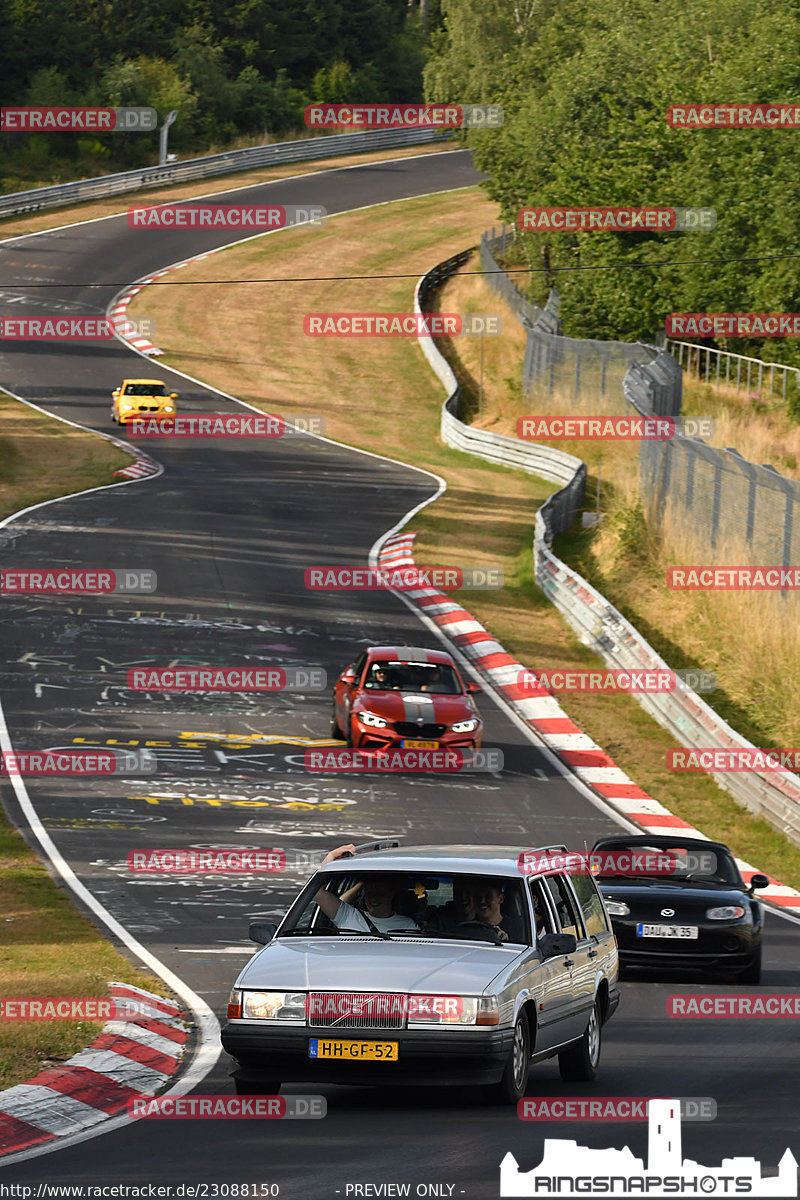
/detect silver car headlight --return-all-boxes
[604,899,630,916]
[451,718,479,733]
[406,994,499,1026]
[229,989,307,1022]
[706,905,746,920]
[359,710,388,728]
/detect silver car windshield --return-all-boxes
[281,870,531,945]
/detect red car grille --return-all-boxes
[393,722,446,738]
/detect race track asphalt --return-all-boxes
[1,149,797,1197]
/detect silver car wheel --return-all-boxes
[512,1018,527,1087]
[587,1004,600,1068]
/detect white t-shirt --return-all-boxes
[334,901,418,933]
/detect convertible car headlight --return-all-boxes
[451,719,479,733]
[706,905,746,920]
[407,994,499,1026]
[236,990,307,1022]
[604,899,631,916]
[359,711,388,728]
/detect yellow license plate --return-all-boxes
[401,739,439,749]
[309,1039,398,1061]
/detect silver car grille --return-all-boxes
[307,992,406,1029]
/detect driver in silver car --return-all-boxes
[313,843,418,934]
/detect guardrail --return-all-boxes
[418,244,800,848]
[665,337,800,402]
[0,127,449,218]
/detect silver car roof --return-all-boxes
[316,844,567,877]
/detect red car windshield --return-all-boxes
[363,661,461,695]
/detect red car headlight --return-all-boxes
[359,710,389,728]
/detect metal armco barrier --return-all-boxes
[0,127,449,218]
[418,242,800,848]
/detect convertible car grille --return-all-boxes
[307,992,406,1029]
[393,722,447,738]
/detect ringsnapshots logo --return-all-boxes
[128,413,324,438]
[515,668,717,695]
[128,1096,325,1120]
[517,416,675,441]
[667,313,800,337]
[127,848,287,873]
[1,749,156,776]
[304,748,503,774]
[516,848,718,877]
[518,1097,717,1122]
[304,103,503,129]
[667,748,800,773]
[0,316,155,342]
[305,565,503,590]
[500,1097,796,1198]
[128,204,326,229]
[517,207,716,232]
[127,666,326,692]
[667,566,800,590]
[667,103,800,128]
[1,107,157,132]
[303,313,501,337]
[0,569,156,594]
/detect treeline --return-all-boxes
[1,0,432,191]
[425,0,800,367]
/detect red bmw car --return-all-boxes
[331,646,483,750]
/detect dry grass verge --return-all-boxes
[125,198,800,889]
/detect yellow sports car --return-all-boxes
[111,379,178,424]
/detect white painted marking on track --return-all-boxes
[0,1087,111,1135]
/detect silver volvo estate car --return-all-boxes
[221,843,620,1104]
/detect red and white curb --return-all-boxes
[111,439,160,481]
[107,250,220,358]
[378,531,800,914]
[0,983,190,1156]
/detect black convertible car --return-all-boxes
[591,835,768,982]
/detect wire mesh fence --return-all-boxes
[481,224,800,568]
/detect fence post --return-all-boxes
[574,355,581,400]
[761,467,796,585]
[600,355,607,395]
[736,357,742,390]
[709,458,724,548]
[726,448,758,546]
